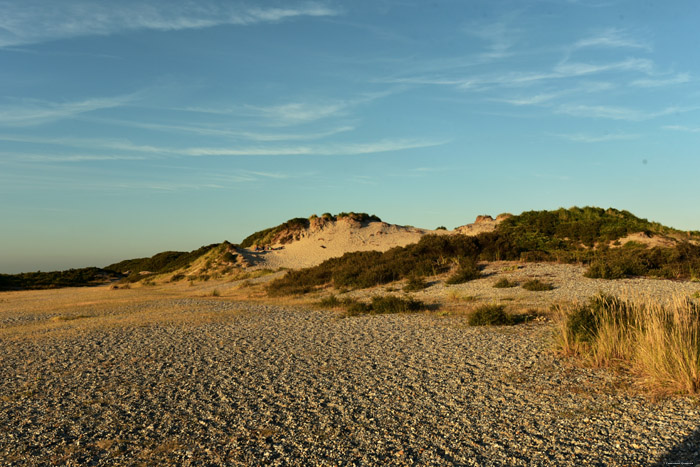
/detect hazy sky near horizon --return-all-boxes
[1,0,699,273]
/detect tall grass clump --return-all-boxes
[557,293,700,395]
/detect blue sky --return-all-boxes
[1,0,699,273]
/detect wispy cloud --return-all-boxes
[557,132,640,143]
[572,28,651,51]
[631,73,691,88]
[180,90,398,127]
[0,1,340,47]
[1,136,448,161]
[245,102,350,126]
[386,57,656,93]
[557,104,697,121]
[0,95,133,126]
[180,138,447,157]
[554,58,654,77]
[0,151,147,162]
[496,92,564,106]
[663,125,700,133]
[462,14,521,61]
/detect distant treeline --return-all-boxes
[0,267,124,291]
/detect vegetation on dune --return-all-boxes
[0,268,123,291]
[584,242,700,280]
[498,206,679,250]
[557,294,700,395]
[240,217,310,248]
[267,206,700,297]
[241,212,381,248]
[107,243,222,276]
[267,234,495,295]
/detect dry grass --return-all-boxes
[556,293,700,396]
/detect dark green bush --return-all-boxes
[369,295,425,314]
[107,244,219,275]
[320,295,426,316]
[445,262,482,284]
[493,278,518,288]
[468,304,511,326]
[522,279,554,291]
[0,267,124,291]
[222,252,238,262]
[404,276,429,292]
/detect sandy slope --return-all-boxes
[238,219,449,269]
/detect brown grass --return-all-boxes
[556,294,700,396]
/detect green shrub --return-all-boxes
[107,244,219,275]
[404,275,429,292]
[436,226,447,230]
[323,295,427,316]
[493,278,518,288]
[369,295,425,314]
[468,304,511,326]
[445,262,482,284]
[522,279,554,291]
[318,295,352,308]
[170,273,186,282]
[222,252,238,263]
[0,267,124,291]
[211,289,221,297]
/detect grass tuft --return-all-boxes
[493,278,518,288]
[522,279,554,291]
[556,293,700,395]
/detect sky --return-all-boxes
[1,0,699,273]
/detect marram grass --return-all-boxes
[556,293,700,396]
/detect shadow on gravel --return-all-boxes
[653,426,700,466]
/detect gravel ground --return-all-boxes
[1,296,699,466]
[345,262,700,310]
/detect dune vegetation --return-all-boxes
[267,207,700,296]
[557,293,700,395]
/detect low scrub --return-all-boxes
[445,261,482,285]
[493,278,518,288]
[318,294,426,316]
[522,279,554,291]
[266,207,700,298]
[403,275,429,292]
[557,294,700,395]
[0,267,124,291]
[468,304,536,326]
